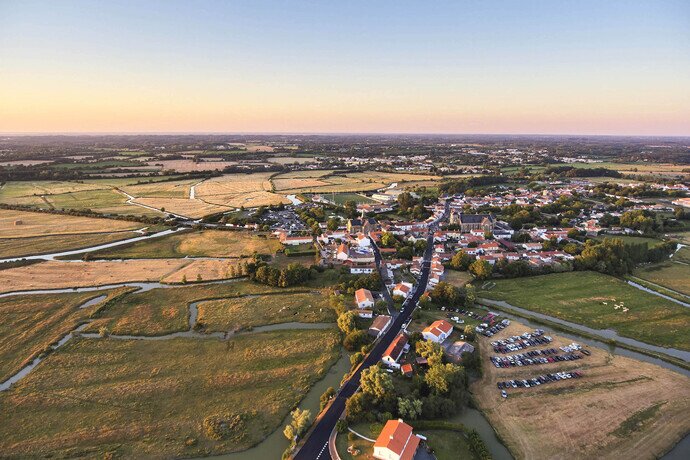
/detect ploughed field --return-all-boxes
[479,271,690,351]
[472,320,690,460]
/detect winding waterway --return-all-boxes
[479,299,690,363]
[0,228,183,263]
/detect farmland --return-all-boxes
[0,328,341,458]
[271,170,442,195]
[0,232,140,259]
[479,271,690,351]
[83,281,308,336]
[472,320,690,460]
[196,291,335,332]
[0,209,140,238]
[78,230,283,259]
[0,259,190,294]
[633,261,690,297]
[194,173,288,208]
[0,289,127,383]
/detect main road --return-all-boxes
[294,201,448,460]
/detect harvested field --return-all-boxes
[0,209,139,238]
[195,172,274,196]
[273,177,330,191]
[472,320,690,460]
[273,170,442,195]
[0,232,140,259]
[193,173,288,208]
[131,196,231,217]
[0,329,341,458]
[120,179,199,198]
[161,259,246,284]
[0,259,189,294]
[197,292,335,332]
[79,230,282,259]
[480,271,690,351]
[0,289,127,382]
[146,159,237,172]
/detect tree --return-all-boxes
[469,259,492,280]
[425,363,462,395]
[327,218,339,231]
[343,330,368,351]
[320,387,336,411]
[397,398,423,420]
[449,251,473,270]
[380,232,397,247]
[416,340,443,366]
[463,324,476,341]
[283,408,311,442]
[337,311,357,335]
[464,284,476,308]
[346,392,367,421]
[360,365,394,403]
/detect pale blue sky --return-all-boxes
[1,1,688,134]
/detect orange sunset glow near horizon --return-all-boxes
[1,1,688,136]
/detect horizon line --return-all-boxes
[2,131,690,139]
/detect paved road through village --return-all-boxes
[294,201,447,460]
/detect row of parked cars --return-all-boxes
[490,347,587,367]
[478,318,511,337]
[498,371,584,395]
[491,329,553,354]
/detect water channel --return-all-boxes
[479,299,690,363]
[0,227,183,263]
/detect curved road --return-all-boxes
[294,201,447,460]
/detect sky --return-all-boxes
[0,0,689,135]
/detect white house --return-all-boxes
[373,419,422,460]
[355,288,375,309]
[393,282,413,298]
[382,333,409,369]
[422,320,454,343]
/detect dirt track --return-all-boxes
[471,320,690,460]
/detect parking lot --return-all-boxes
[490,329,553,354]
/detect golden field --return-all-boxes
[472,320,690,460]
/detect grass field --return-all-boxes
[444,270,474,287]
[479,271,690,351]
[81,230,282,259]
[83,281,306,336]
[0,259,189,294]
[633,261,690,296]
[0,328,341,458]
[0,232,140,259]
[0,289,128,382]
[674,245,690,264]
[472,320,690,460]
[0,209,140,238]
[197,292,335,332]
[424,430,476,460]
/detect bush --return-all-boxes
[202,413,244,440]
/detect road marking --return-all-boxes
[316,441,329,459]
